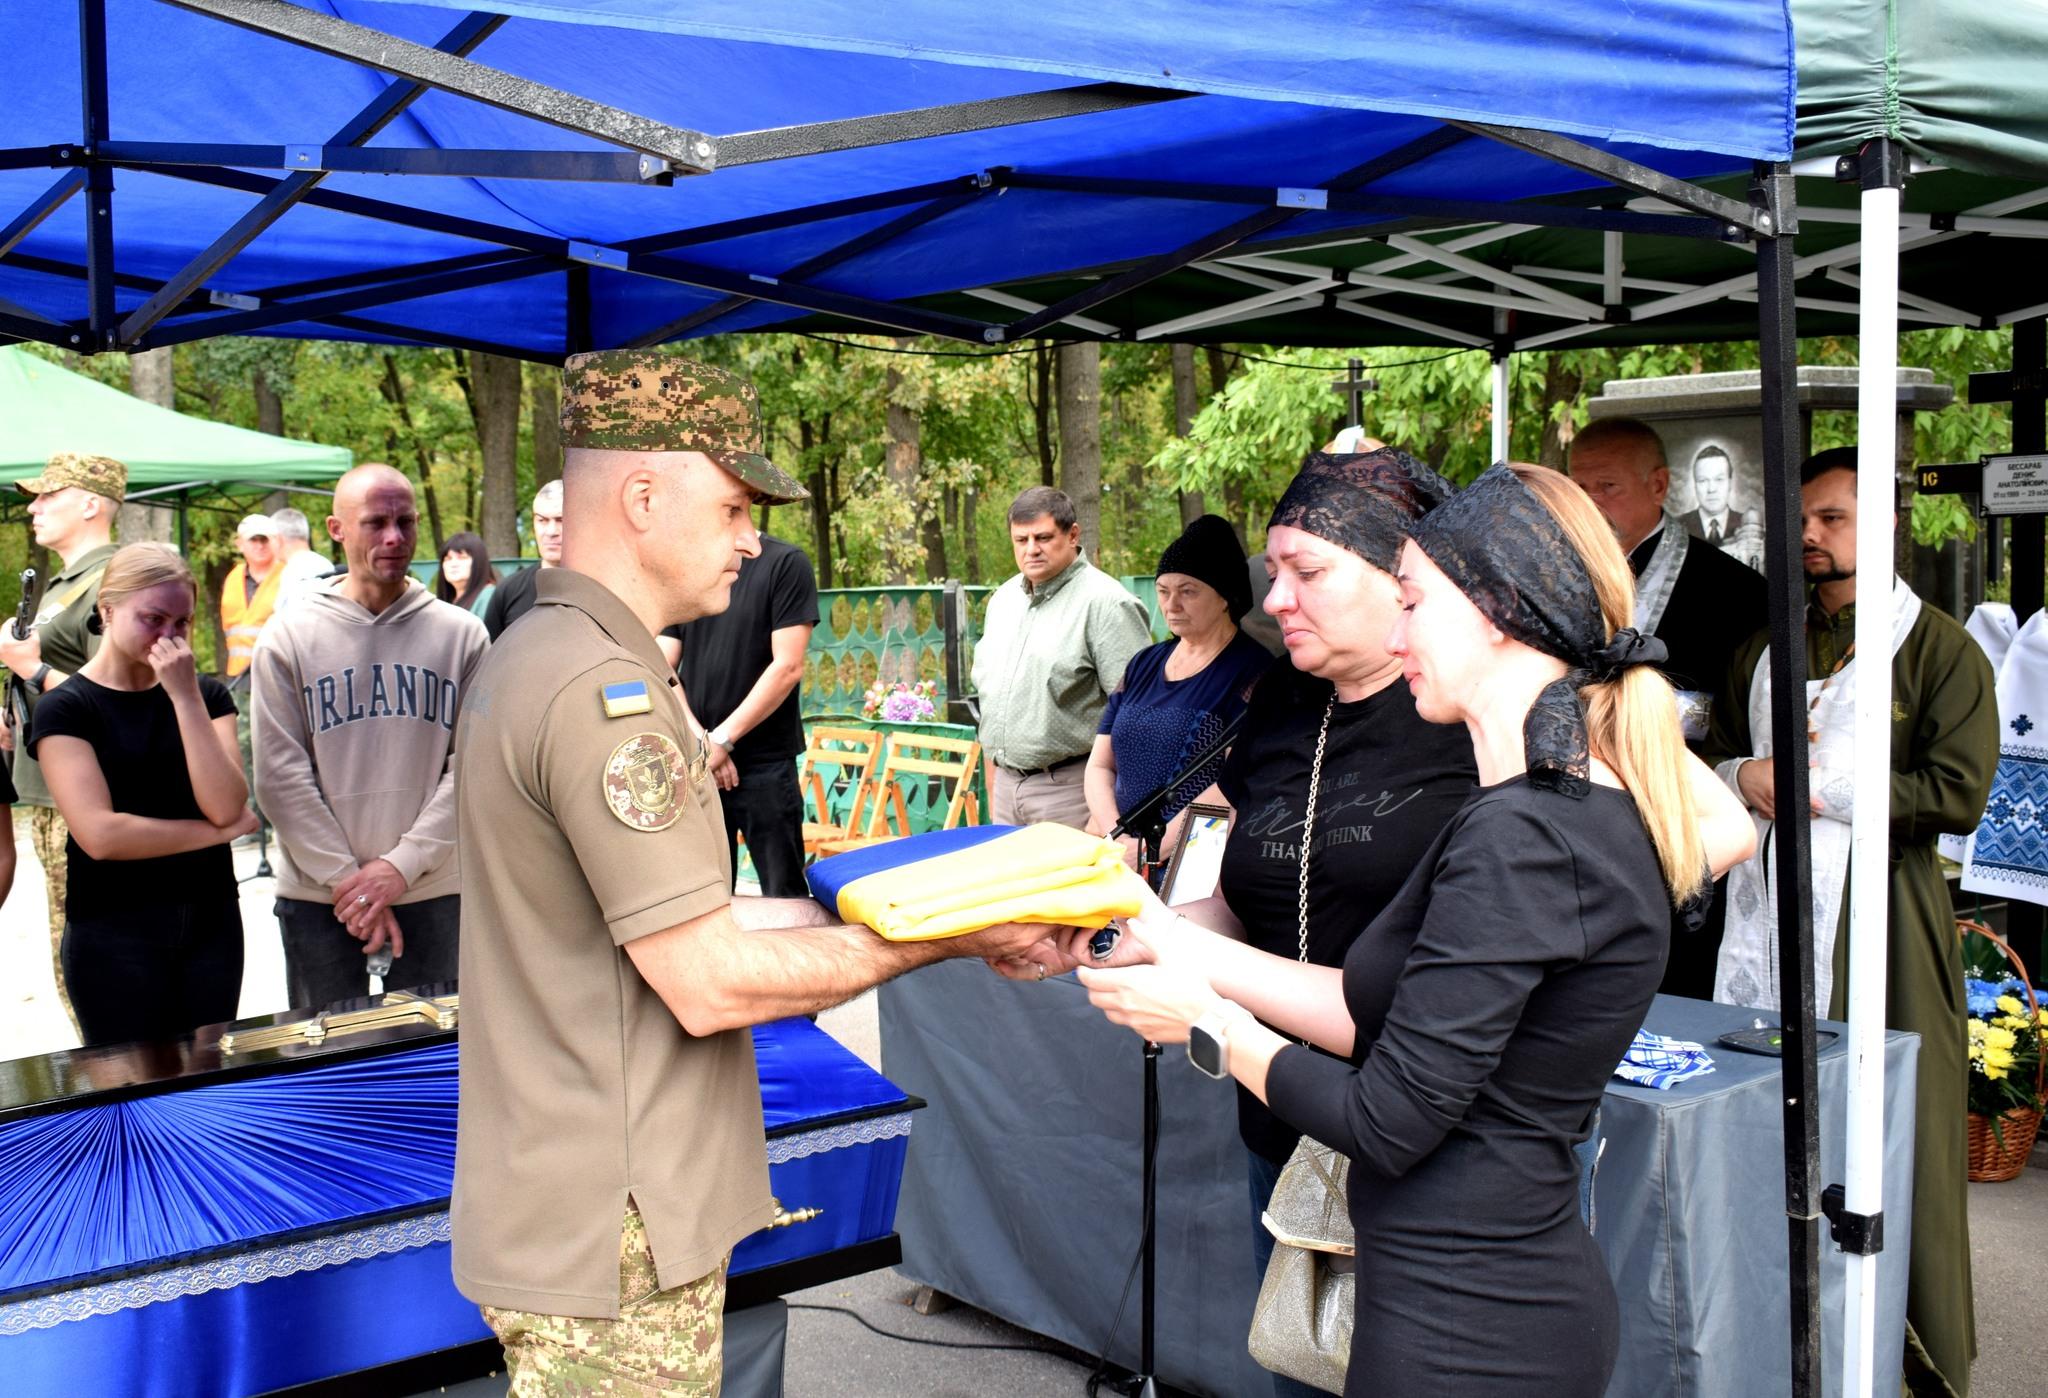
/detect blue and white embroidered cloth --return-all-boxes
[1612,1029,1716,1090]
[1961,609,2048,906]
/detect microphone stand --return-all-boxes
[1094,711,1245,1398]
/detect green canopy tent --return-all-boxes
[0,345,351,548]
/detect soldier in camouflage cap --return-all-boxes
[2,451,127,1041]
[14,451,128,503]
[454,348,1051,1395]
[560,350,808,504]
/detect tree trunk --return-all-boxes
[1171,343,1207,526]
[883,359,921,584]
[1536,353,1584,470]
[1056,343,1103,559]
[1033,343,1057,488]
[466,351,523,559]
[253,367,284,437]
[201,555,232,678]
[799,417,834,589]
[829,460,848,584]
[119,350,177,545]
[251,369,290,515]
[962,486,982,585]
[528,363,562,489]
[1203,347,1249,548]
[379,353,447,555]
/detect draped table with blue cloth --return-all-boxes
[879,967,1919,1398]
[0,1000,920,1397]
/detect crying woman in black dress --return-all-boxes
[1070,464,1755,1396]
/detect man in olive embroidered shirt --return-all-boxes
[0,451,125,1038]
[451,351,1049,1393]
[971,486,1152,829]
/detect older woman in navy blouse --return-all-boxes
[1083,514,1271,870]
[1063,465,1757,1396]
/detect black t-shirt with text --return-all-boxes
[28,672,239,915]
[664,535,821,766]
[1215,665,1477,1162]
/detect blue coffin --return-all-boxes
[0,1013,915,1397]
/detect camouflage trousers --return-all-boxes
[483,1206,727,1396]
[29,806,78,1037]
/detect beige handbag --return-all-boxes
[1247,1136,1354,1392]
[1245,695,1355,1393]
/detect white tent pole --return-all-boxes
[1491,356,1512,461]
[1490,312,1512,462]
[1840,146,1902,1398]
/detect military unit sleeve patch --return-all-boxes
[604,732,686,830]
[602,679,654,718]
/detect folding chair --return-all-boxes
[814,731,981,855]
[798,725,885,858]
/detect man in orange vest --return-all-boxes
[222,513,282,677]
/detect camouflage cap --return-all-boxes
[560,350,809,504]
[15,451,128,502]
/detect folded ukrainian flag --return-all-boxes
[807,824,1151,942]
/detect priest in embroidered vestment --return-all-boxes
[1704,447,1997,1398]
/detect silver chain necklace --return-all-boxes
[1296,693,1335,965]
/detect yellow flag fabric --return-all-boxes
[807,823,1150,942]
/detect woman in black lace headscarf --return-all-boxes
[1067,463,1753,1397]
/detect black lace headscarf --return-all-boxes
[1407,464,1666,799]
[1267,447,1454,574]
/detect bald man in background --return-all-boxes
[252,463,488,1010]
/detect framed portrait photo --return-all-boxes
[1160,803,1233,907]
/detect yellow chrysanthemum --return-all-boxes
[1997,994,2027,1016]
[1984,1026,2019,1053]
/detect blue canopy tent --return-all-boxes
[0,3,1851,1395]
[0,0,1796,361]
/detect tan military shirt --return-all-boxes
[451,569,774,1318]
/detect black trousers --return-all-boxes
[63,897,244,1047]
[722,760,808,898]
[275,893,461,1013]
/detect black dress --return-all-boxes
[1215,667,1475,1165]
[1264,775,1669,1397]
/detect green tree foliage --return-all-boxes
[6,322,2022,675]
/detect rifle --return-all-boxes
[7,568,37,738]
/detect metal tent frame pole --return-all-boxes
[1751,159,1824,1398]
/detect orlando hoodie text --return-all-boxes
[252,576,489,903]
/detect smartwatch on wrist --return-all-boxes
[708,725,735,754]
[1188,1000,1251,1080]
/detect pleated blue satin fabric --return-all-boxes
[0,1020,913,1395]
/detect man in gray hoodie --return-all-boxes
[253,463,488,1010]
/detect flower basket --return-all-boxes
[1966,1106,2042,1183]
[1958,920,2046,1183]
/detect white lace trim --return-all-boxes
[766,1112,911,1164]
[0,1213,451,1336]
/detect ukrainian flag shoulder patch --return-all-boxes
[601,679,653,718]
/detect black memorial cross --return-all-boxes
[1970,315,2048,968]
[1331,356,1378,432]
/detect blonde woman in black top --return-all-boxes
[32,543,254,1044]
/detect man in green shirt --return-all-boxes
[1705,448,1996,1398]
[971,486,1152,829]
[0,451,126,1039]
